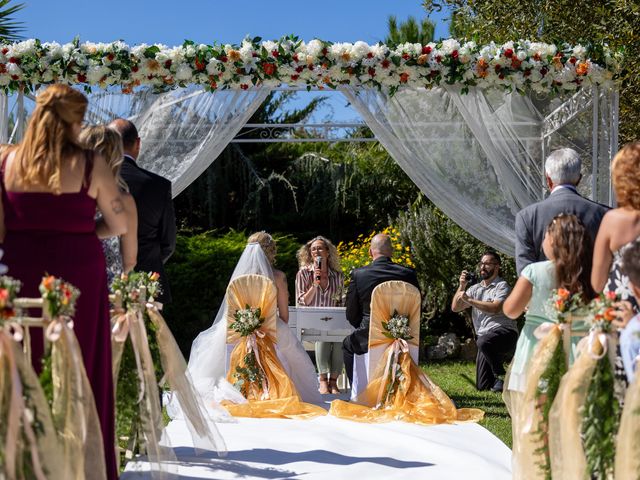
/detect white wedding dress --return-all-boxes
[183,243,322,416]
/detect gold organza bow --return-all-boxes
[223,274,325,419]
[0,326,64,480]
[47,316,107,480]
[615,356,640,480]
[330,281,483,425]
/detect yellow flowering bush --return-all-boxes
[337,227,414,286]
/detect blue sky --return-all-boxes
[15,1,451,123]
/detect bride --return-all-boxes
[187,232,322,407]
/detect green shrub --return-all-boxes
[163,230,301,356]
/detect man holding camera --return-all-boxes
[451,251,518,392]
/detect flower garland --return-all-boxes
[378,310,413,407]
[0,37,621,95]
[580,291,620,480]
[0,275,21,321]
[229,305,267,396]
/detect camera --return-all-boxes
[464,271,478,285]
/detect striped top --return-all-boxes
[295,267,345,307]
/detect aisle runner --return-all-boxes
[122,416,511,479]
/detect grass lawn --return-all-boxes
[421,360,513,448]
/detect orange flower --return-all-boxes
[603,307,616,322]
[417,54,429,65]
[42,275,56,292]
[557,288,570,300]
[149,272,160,282]
[555,300,565,311]
[575,62,589,76]
[399,72,410,83]
[605,290,617,301]
[227,50,241,62]
[341,52,351,62]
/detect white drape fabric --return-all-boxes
[87,86,270,197]
[340,86,544,255]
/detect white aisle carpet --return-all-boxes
[122,414,512,479]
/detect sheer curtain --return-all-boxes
[342,86,543,255]
[87,86,271,197]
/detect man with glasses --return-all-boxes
[452,251,518,392]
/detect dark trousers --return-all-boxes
[342,328,368,385]
[475,326,518,390]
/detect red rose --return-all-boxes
[164,59,172,68]
[292,54,299,62]
[262,62,276,76]
[381,59,391,69]
[451,50,459,60]
[494,65,502,74]
[131,66,139,73]
[291,74,299,81]
[295,66,304,73]
[503,48,513,58]
[219,55,228,63]
[368,67,376,77]
[194,58,205,71]
[1,48,8,55]
[8,57,19,64]
[540,67,548,76]
[435,55,442,63]
[0,64,6,73]
[10,74,18,80]
[77,74,87,83]
[422,46,432,55]
[252,52,258,58]
[533,53,541,62]
[399,72,409,83]
[498,73,505,80]
[240,84,249,90]
[367,52,374,59]
[307,64,314,71]
[321,47,328,56]
[402,53,410,60]
[107,53,115,61]
[271,50,279,58]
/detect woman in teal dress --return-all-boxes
[503,213,595,393]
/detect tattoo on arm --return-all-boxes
[111,198,124,214]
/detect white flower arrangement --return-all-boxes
[0,37,621,95]
[230,304,264,337]
[382,310,413,341]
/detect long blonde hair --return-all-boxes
[13,84,88,194]
[78,125,128,192]
[296,236,341,272]
[247,231,277,265]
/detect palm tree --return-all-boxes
[385,15,435,47]
[0,0,24,42]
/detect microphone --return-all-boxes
[315,256,322,281]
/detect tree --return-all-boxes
[423,0,640,145]
[385,15,436,47]
[0,0,24,42]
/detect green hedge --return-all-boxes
[163,230,301,357]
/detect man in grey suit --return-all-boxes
[515,148,609,275]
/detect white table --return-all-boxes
[288,306,354,342]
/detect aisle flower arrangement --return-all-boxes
[379,310,414,408]
[0,37,621,95]
[581,291,620,480]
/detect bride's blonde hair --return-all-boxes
[247,231,277,265]
[14,84,87,194]
[79,125,128,192]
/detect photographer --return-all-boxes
[451,250,518,392]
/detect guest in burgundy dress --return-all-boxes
[0,84,128,479]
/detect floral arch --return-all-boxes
[0,37,621,255]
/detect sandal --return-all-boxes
[329,378,341,394]
[319,379,330,394]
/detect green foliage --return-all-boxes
[0,0,24,42]
[385,15,436,47]
[581,356,620,480]
[423,0,640,145]
[395,199,517,337]
[163,230,301,356]
[232,351,265,396]
[533,340,567,479]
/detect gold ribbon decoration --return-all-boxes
[223,274,325,419]
[615,355,640,480]
[0,329,64,480]
[330,281,483,425]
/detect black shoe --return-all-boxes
[490,379,504,392]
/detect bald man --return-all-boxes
[343,233,419,385]
[109,118,176,304]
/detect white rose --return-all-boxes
[351,41,370,61]
[305,39,324,59]
[176,64,192,81]
[441,39,460,55]
[206,58,222,75]
[573,45,586,58]
[86,65,106,84]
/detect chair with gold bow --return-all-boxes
[351,281,421,400]
[330,280,483,425]
[223,274,325,418]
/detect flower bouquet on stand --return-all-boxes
[229,305,268,399]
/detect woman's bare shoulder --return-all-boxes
[273,269,287,282]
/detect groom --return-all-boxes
[342,233,419,385]
[110,118,176,304]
